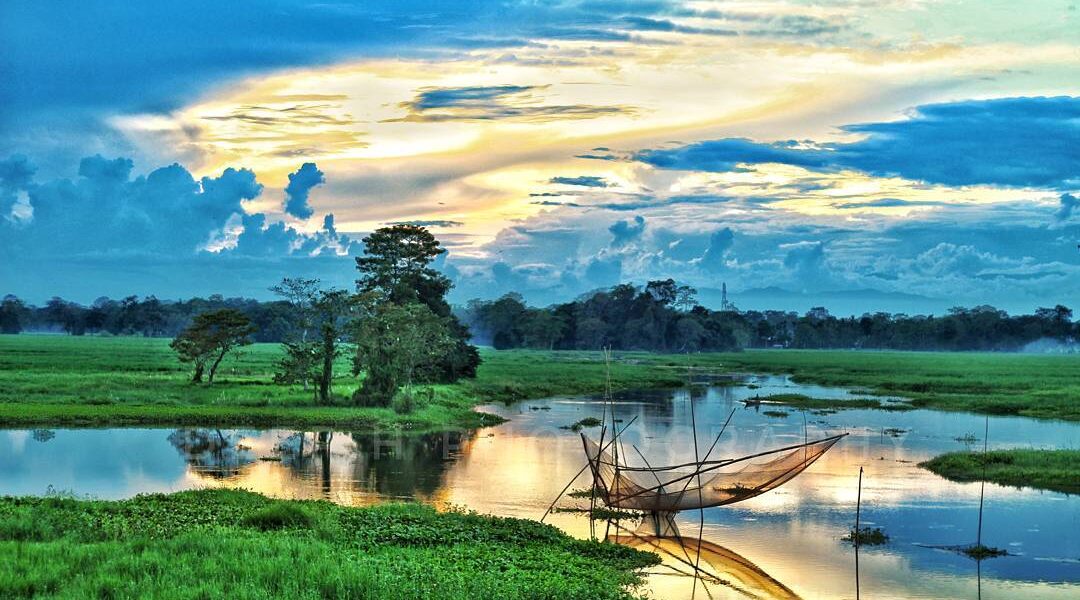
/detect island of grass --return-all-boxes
[0,489,658,599]
[919,449,1080,495]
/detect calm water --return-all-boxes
[2,375,1077,599]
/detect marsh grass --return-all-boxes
[2,338,1078,430]
[0,489,659,599]
[961,544,1008,560]
[919,449,1080,495]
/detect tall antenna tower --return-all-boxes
[721,282,731,311]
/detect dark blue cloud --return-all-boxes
[608,215,645,246]
[550,175,611,187]
[388,220,465,228]
[697,228,734,273]
[283,162,325,219]
[637,97,1080,189]
[389,85,632,123]
[1057,193,1078,221]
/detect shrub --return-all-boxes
[240,503,314,531]
[391,387,432,414]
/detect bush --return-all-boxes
[391,387,432,414]
[240,503,314,531]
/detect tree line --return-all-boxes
[4,275,1076,355]
[458,282,1077,353]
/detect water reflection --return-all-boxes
[1,375,1077,599]
[168,429,255,478]
[158,428,474,505]
[607,521,802,600]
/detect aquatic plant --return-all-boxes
[842,527,889,546]
[561,417,603,431]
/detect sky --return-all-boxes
[1,0,1078,314]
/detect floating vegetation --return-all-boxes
[883,427,908,437]
[842,527,889,546]
[962,544,1008,560]
[762,410,790,418]
[560,417,603,431]
[955,433,978,443]
[552,506,644,522]
[567,488,599,499]
[258,456,282,462]
[759,393,883,410]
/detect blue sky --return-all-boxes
[1,0,1078,313]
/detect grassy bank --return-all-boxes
[630,349,1080,421]
[0,489,658,599]
[919,449,1080,495]
[0,336,686,430]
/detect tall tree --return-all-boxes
[170,309,255,384]
[356,224,450,310]
[355,225,480,381]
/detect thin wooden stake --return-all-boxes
[855,465,863,600]
[855,466,863,544]
[976,415,988,549]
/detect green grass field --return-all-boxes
[651,349,1080,421]
[919,449,1080,495]
[1,336,1077,429]
[0,335,687,430]
[0,489,657,599]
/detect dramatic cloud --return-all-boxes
[283,162,325,219]
[0,155,356,301]
[637,97,1080,190]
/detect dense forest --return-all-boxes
[2,278,1076,352]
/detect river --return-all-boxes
[2,375,1077,599]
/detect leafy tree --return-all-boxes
[645,279,678,306]
[355,224,480,381]
[674,285,698,312]
[351,302,455,406]
[170,309,255,384]
[271,280,354,404]
[356,224,450,308]
[0,295,28,334]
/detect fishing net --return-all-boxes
[582,432,845,511]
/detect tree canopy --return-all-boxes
[169,309,255,383]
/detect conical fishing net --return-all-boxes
[582,432,845,511]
